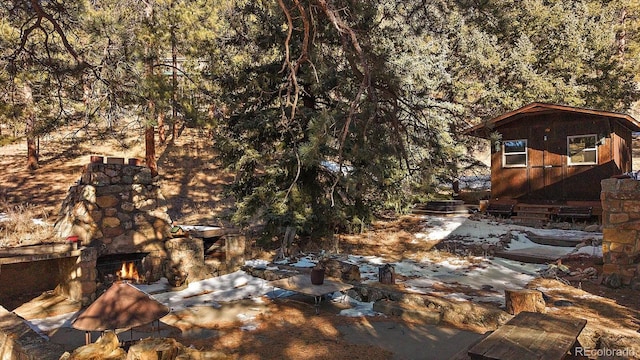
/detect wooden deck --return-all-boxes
[468,311,587,360]
[486,199,602,225]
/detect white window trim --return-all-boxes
[567,134,598,166]
[502,139,528,168]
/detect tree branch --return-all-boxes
[29,0,87,68]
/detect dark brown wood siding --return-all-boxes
[612,119,633,172]
[490,112,627,202]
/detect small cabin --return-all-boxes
[464,103,640,218]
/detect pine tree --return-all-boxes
[0,0,89,169]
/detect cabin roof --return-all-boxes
[464,102,640,138]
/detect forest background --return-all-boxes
[1,0,640,243]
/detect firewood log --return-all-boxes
[69,331,125,360]
[125,338,181,360]
[504,289,546,315]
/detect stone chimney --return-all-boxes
[54,157,171,257]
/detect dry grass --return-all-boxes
[0,204,58,247]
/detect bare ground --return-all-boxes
[1,126,640,359]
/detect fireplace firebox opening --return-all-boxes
[96,253,152,287]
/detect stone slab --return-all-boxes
[0,306,65,360]
[177,225,227,238]
[373,299,442,324]
[0,247,83,265]
[495,247,568,264]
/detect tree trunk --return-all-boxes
[282,226,296,258]
[171,19,179,142]
[26,135,38,170]
[158,111,166,144]
[145,122,157,177]
[145,64,157,176]
[504,289,546,315]
[144,2,158,177]
[23,83,38,170]
[617,8,627,57]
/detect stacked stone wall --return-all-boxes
[600,178,640,285]
[55,247,97,305]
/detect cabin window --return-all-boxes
[503,139,527,167]
[567,134,597,165]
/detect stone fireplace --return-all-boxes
[55,157,171,255]
[52,156,212,304]
[600,178,640,286]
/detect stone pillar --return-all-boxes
[56,247,98,305]
[225,234,246,272]
[600,178,640,285]
[165,237,211,284]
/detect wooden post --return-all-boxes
[504,289,546,315]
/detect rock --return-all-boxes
[605,273,623,289]
[164,262,188,287]
[557,222,572,230]
[319,259,361,282]
[583,267,597,277]
[553,299,573,307]
[373,299,442,325]
[583,224,601,232]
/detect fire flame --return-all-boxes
[117,262,141,282]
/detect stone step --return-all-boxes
[373,299,442,325]
[413,200,469,215]
[494,247,564,264]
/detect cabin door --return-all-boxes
[529,129,564,200]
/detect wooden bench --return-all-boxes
[556,206,593,223]
[486,203,515,217]
[468,311,587,360]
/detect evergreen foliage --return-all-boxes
[0,0,639,239]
